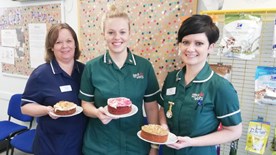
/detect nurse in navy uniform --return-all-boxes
[21,23,87,155]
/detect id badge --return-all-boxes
[59,85,72,92]
[166,87,176,96]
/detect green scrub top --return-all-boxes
[79,49,160,155]
[159,62,242,155]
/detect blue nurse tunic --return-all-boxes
[21,59,87,155]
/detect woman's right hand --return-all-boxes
[47,106,59,119]
[97,107,117,124]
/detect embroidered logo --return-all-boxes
[236,23,243,29]
[133,72,144,79]
[191,92,204,101]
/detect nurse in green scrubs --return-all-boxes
[159,15,242,155]
[79,4,160,155]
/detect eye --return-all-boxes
[195,42,204,46]
[120,31,126,34]
[55,41,61,44]
[181,41,189,45]
[107,31,113,35]
[66,39,73,43]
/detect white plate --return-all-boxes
[50,106,83,117]
[103,104,138,118]
[137,131,178,145]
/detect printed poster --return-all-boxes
[255,66,276,105]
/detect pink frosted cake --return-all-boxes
[107,97,132,115]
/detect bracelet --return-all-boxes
[151,144,159,150]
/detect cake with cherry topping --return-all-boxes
[107,97,132,115]
[140,124,168,143]
[54,101,77,115]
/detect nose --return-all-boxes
[186,43,195,52]
[114,33,120,39]
[61,42,68,48]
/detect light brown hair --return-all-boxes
[44,23,81,63]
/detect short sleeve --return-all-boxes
[21,69,44,106]
[78,62,95,102]
[144,62,160,103]
[215,81,242,126]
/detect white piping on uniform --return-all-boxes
[79,90,94,97]
[193,71,214,83]
[76,63,80,73]
[50,61,56,74]
[131,53,136,65]
[103,53,107,63]
[175,70,182,81]
[22,98,36,103]
[217,109,241,119]
[159,94,164,101]
[144,89,160,97]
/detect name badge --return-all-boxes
[166,87,176,95]
[59,85,72,92]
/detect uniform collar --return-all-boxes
[103,48,136,66]
[193,62,214,83]
[50,58,80,75]
[177,62,214,83]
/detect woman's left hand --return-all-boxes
[166,136,192,150]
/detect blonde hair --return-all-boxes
[101,4,130,32]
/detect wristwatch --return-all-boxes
[151,144,159,150]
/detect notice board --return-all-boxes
[0,2,63,77]
[78,0,197,85]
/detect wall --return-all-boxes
[0,0,78,120]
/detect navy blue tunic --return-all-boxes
[21,59,87,155]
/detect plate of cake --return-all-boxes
[50,101,83,117]
[137,124,177,145]
[104,97,138,118]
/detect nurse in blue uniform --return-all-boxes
[21,23,87,155]
[159,15,242,155]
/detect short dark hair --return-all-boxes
[45,23,81,63]
[177,15,219,45]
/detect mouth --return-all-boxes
[61,50,70,53]
[112,42,123,46]
[185,53,198,58]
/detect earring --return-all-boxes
[178,49,181,56]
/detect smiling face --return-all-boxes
[104,17,130,54]
[52,29,76,63]
[179,33,214,69]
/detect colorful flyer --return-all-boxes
[273,18,276,57]
[218,14,262,60]
[245,119,270,154]
[255,66,276,105]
